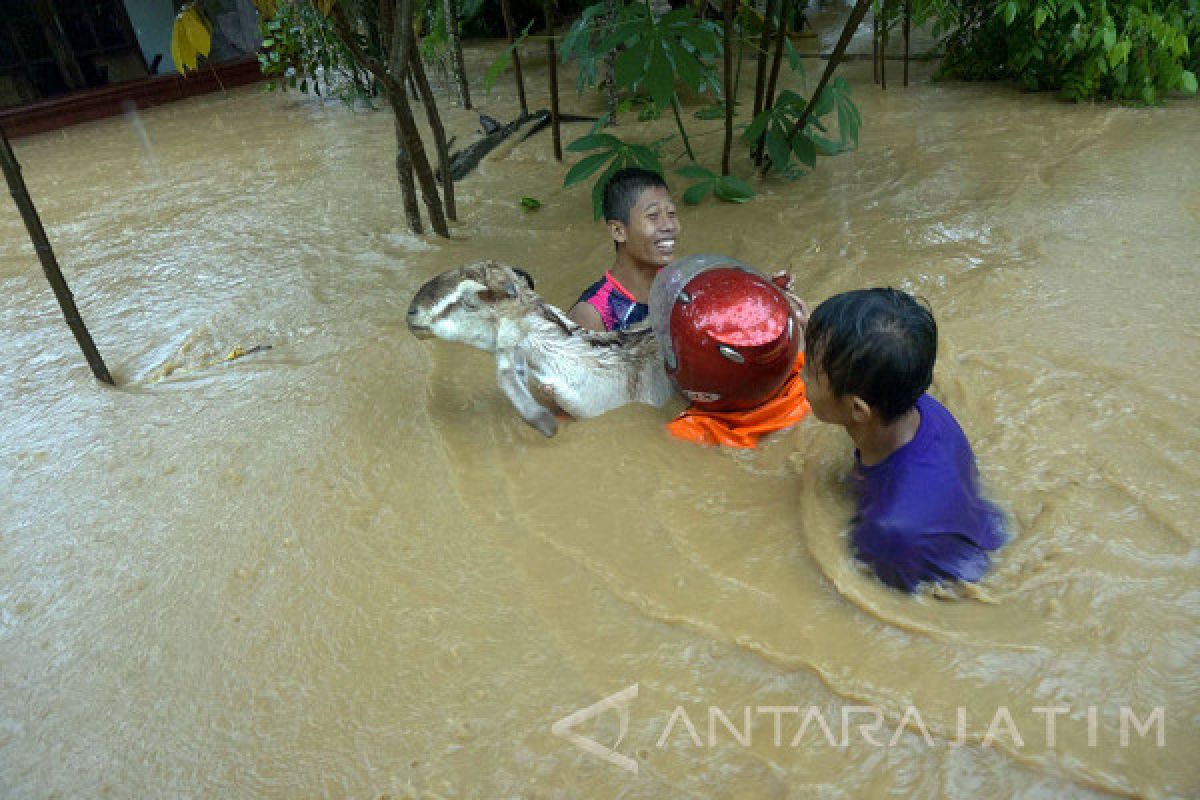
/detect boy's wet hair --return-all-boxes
[805,288,937,423]
[602,167,669,224]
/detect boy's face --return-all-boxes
[801,358,867,425]
[609,187,680,268]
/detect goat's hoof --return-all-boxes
[530,412,558,438]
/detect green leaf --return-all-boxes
[566,133,622,153]
[693,102,727,120]
[812,133,842,155]
[1180,70,1197,95]
[669,38,708,92]
[615,39,649,89]
[676,163,715,180]
[1102,27,1116,51]
[810,86,834,118]
[784,37,804,74]
[1034,6,1047,29]
[765,124,791,172]
[713,175,754,203]
[564,151,616,188]
[682,180,713,205]
[520,196,542,211]
[742,108,773,142]
[646,44,676,108]
[592,161,620,219]
[627,144,664,176]
[791,131,817,168]
[774,89,807,113]
[1004,1,1017,26]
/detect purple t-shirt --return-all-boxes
[851,394,1007,592]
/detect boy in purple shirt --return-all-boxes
[800,288,1007,591]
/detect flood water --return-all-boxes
[1,24,1198,800]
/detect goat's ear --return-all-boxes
[512,268,535,292]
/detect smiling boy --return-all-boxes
[568,167,680,332]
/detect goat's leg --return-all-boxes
[496,350,559,437]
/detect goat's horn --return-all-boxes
[512,267,535,291]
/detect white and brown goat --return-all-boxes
[406,260,674,436]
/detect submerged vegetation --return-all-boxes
[166,0,1196,236]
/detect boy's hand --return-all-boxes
[771,270,809,330]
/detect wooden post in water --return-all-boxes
[499,0,529,116]
[544,0,562,161]
[0,126,114,385]
[903,0,911,87]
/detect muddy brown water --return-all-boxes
[1,30,1198,800]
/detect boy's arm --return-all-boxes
[567,301,606,332]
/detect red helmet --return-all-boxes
[649,255,799,411]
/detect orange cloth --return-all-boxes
[666,353,810,449]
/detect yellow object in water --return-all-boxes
[170,5,212,75]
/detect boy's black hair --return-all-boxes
[804,288,937,424]
[602,167,669,224]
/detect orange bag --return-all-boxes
[666,353,810,449]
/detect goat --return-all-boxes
[406,260,675,437]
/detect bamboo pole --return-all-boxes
[903,0,911,87]
[0,127,113,384]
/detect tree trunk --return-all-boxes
[880,0,888,90]
[604,0,618,125]
[331,1,449,237]
[752,0,777,122]
[389,90,450,236]
[721,0,735,175]
[544,0,562,161]
[754,0,789,164]
[499,0,529,115]
[393,116,423,233]
[764,0,790,111]
[0,127,113,384]
[872,0,880,84]
[408,36,457,221]
[443,0,473,108]
[903,0,911,87]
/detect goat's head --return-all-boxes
[406,260,537,352]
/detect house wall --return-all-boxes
[121,0,177,74]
